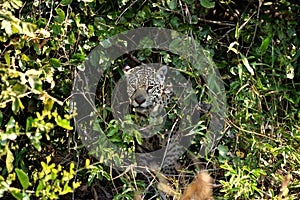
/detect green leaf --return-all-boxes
[51,24,62,36]
[109,136,121,143]
[56,117,73,130]
[6,116,16,132]
[28,76,43,91]
[6,146,14,173]
[21,53,31,62]
[218,145,228,158]
[200,0,215,9]
[12,83,27,94]
[12,97,20,114]
[4,51,11,66]
[26,117,33,132]
[36,181,44,195]
[44,98,54,112]
[60,0,73,6]
[11,190,24,200]
[49,58,61,68]
[191,15,198,24]
[54,8,65,23]
[15,168,30,189]
[167,0,177,10]
[260,36,271,54]
[240,53,254,75]
[170,17,180,29]
[0,111,3,127]
[27,132,42,151]
[33,42,41,55]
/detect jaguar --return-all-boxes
[123,65,212,199]
[123,64,173,119]
[123,65,177,161]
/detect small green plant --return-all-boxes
[220,160,266,199]
[32,156,80,199]
[0,156,80,199]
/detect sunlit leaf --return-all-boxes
[28,76,43,92]
[56,117,73,130]
[2,20,13,36]
[21,22,36,37]
[237,63,243,80]
[240,53,254,75]
[11,190,25,200]
[21,53,30,62]
[10,0,23,9]
[286,64,294,79]
[4,51,11,66]
[6,146,14,173]
[12,97,24,114]
[85,159,90,168]
[55,8,65,23]
[15,168,30,189]
[227,41,239,54]
[44,98,54,112]
[6,116,16,132]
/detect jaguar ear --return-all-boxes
[156,65,168,82]
[123,65,132,74]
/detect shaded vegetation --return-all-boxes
[0,0,299,199]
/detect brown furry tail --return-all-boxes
[181,172,214,200]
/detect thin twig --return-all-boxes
[115,0,138,24]
[110,164,118,194]
[218,27,236,41]
[227,118,279,142]
[237,12,256,36]
[0,92,32,107]
[246,0,262,56]
[45,0,54,29]
[198,18,235,27]
[160,118,179,169]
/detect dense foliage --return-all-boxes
[0,0,299,199]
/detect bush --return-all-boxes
[0,0,299,199]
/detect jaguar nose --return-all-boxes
[134,95,146,105]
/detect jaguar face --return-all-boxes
[124,65,169,116]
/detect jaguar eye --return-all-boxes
[147,86,154,90]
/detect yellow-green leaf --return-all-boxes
[240,53,254,75]
[15,168,30,189]
[85,159,90,168]
[6,146,14,173]
[4,51,11,66]
[56,116,73,130]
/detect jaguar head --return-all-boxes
[123,65,168,115]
